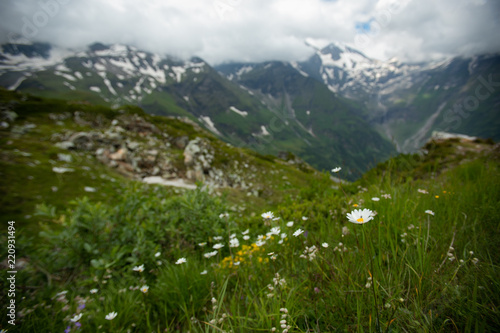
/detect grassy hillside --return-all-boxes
[0,89,327,235]
[0,90,499,332]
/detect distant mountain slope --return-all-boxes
[0,42,397,179]
[216,60,396,175]
[293,43,500,152]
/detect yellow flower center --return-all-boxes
[353,204,358,207]
[357,218,364,223]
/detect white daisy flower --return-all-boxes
[346,209,374,224]
[322,243,329,248]
[302,216,308,221]
[371,197,380,201]
[286,221,294,227]
[243,235,250,240]
[213,236,223,241]
[155,252,161,257]
[175,258,187,265]
[140,285,149,293]
[90,289,98,294]
[200,270,208,275]
[213,243,224,249]
[229,238,240,248]
[293,228,304,237]
[242,229,250,235]
[105,312,117,320]
[198,242,207,247]
[203,251,218,258]
[425,210,435,216]
[132,264,144,272]
[261,211,274,220]
[71,313,83,322]
[332,167,341,173]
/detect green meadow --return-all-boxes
[0,90,499,332]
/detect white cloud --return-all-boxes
[0,0,498,64]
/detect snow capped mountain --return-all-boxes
[216,42,500,153]
[296,42,426,99]
[0,42,209,104]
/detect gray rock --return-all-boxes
[175,136,189,149]
[55,141,75,150]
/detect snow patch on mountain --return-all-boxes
[229,106,248,117]
[200,116,221,136]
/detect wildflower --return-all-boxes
[472,258,479,265]
[469,251,474,255]
[425,210,435,216]
[255,240,266,247]
[261,211,274,220]
[140,285,149,293]
[302,216,308,221]
[365,282,372,288]
[268,227,281,235]
[332,167,341,173]
[230,233,237,239]
[346,209,374,224]
[342,226,350,236]
[435,195,439,198]
[286,221,294,227]
[198,242,207,247]
[219,212,229,218]
[322,242,329,248]
[70,313,83,322]
[280,308,288,313]
[384,303,391,309]
[267,293,274,298]
[90,289,98,294]
[132,264,144,272]
[65,326,71,333]
[293,228,304,237]
[175,258,187,265]
[353,204,359,207]
[200,270,208,275]
[243,235,250,240]
[213,236,223,241]
[418,189,429,194]
[213,243,224,249]
[105,312,117,320]
[229,238,240,248]
[371,197,380,201]
[242,229,249,235]
[381,193,392,199]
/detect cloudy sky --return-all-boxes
[0,0,499,65]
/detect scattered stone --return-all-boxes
[55,141,75,150]
[52,167,74,173]
[126,140,140,151]
[109,148,127,161]
[2,111,18,122]
[143,176,197,190]
[57,153,72,162]
[175,136,189,149]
